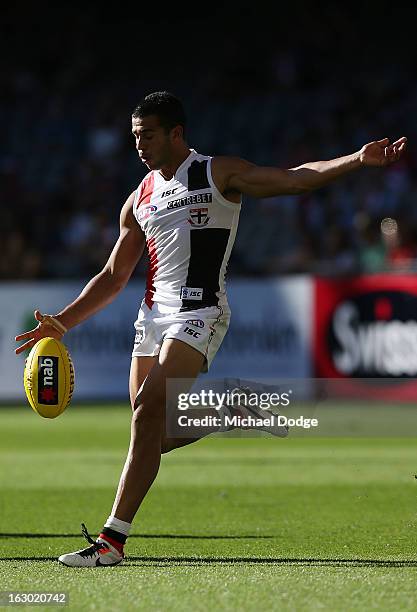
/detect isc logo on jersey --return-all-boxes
[180,286,203,300]
[24,337,75,419]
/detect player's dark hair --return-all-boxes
[132,91,186,135]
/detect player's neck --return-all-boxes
[159,146,192,181]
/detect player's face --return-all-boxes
[132,115,175,170]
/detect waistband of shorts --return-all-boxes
[140,299,230,316]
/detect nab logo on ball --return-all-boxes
[38,356,58,404]
[24,337,74,419]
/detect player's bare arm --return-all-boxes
[212,136,407,199]
[15,191,145,354]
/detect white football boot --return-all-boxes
[227,386,289,437]
[58,524,124,567]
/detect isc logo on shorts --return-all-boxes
[180,286,203,300]
[183,326,201,338]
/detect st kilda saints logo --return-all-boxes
[188,207,210,226]
[38,356,58,404]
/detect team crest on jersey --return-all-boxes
[188,207,210,226]
[138,205,157,221]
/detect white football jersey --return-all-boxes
[133,149,241,311]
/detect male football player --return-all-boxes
[15,91,406,566]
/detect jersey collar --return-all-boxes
[174,149,196,179]
[157,149,196,182]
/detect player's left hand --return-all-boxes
[15,310,65,355]
[360,137,407,167]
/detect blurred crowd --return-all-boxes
[2,5,417,279]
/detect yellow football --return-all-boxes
[23,337,75,418]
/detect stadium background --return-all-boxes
[2,5,417,611]
[2,4,417,282]
[1,3,416,398]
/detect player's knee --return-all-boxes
[133,383,165,411]
[131,393,164,433]
[131,408,162,441]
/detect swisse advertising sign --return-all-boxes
[330,292,417,377]
[314,275,417,399]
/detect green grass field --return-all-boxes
[1,404,417,611]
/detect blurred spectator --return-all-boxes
[317,226,359,276]
[382,217,417,272]
[356,215,387,274]
[1,7,416,279]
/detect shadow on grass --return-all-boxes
[126,557,417,568]
[1,556,417,567]
[0,533,272,540]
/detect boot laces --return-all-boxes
[78,523,109,558]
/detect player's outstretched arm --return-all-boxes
[15,191,145,354]
[213,137,407,198]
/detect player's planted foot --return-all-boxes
[58,524,124,567]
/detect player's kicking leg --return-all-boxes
[58,339,205,567]
[58,349,288,565]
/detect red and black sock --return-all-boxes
[99,527,126,553]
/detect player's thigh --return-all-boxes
[129,356,157,409]
[158,337,205,377]
[134,338,205,414]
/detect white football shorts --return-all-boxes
[132,301,230,372]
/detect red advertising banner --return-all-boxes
[314,275,417,400]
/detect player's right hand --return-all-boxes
[15,310,65,355]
